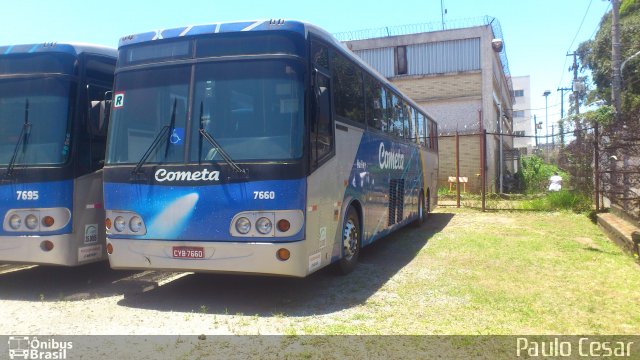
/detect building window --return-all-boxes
[513,110,525,118]
[514,89,524,97]
[395,46,407,75]
[513,130,525,137]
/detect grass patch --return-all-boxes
[455,191,592,213]
[291,207,640,334]
[519,190,592,212]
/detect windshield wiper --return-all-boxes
[199,128,245,174]
[5,99,31,179]
[130,99,177,178]
[198,101,245,174]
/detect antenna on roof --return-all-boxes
[440,0,447,30]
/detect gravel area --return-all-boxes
[0,213,446,336]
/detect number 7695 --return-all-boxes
[16,191,39,200]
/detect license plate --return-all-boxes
[172,246,205,259]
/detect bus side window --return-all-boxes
[311,73,333,169]
[331,51,364,124]
[87,85,110,171]
[310,40,334,170]
[311,40,329,72]
[82,55,115,173]
[417,112,426,147]
[404,104,413,140]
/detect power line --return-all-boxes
[557,0,609,89]
[568,0,593,52]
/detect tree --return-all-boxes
[577,0,640,113]
[575,0,640,217]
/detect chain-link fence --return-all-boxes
[434,125,639,213]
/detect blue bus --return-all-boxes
[104,20,438,276]
[0,43,116,266]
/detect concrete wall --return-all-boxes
[391,73,482,135]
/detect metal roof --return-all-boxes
[0,42,116,58]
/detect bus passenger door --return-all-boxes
[306,45,339,273]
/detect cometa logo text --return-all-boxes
[154,169,220,182]
[378,142,405,170]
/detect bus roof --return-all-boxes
[118,19,308,48]
[0,43,116,58]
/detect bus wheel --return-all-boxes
[426,190,431,218]
[337,206,360,275]
[413,192,425,227]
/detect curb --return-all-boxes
[597,212,640,258]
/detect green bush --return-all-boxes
[518,155,569,194]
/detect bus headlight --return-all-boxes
[229,210,302,237]
[3,208,70,232]
[114,216,126,232]
[25,214,38,230]
[9,214,21,230]
[105,210,146,235]
[235,217,251,234]
[256,217,272,234]
[129,216,143,233]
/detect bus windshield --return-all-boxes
[0,77,73,166]
[106,59,304,165]
[192,59,304,162]
[106,65,190,165]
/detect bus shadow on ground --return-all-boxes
[0,261,140,302]
[117,212,454,317]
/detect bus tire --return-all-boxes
[413,192,425,227]
[336,206,361,275]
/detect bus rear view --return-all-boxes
[0,43,116,266]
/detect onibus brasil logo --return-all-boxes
[8,336,72,360]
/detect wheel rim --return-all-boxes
[343,219,358,260]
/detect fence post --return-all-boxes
[594,123,600,211]
[456,131,460,208]
[481,130,487,212]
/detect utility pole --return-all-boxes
[557,87,572,147]
[568,52,580,116]
[543,90,551,146]
[533,114,538,147]
[440,0,446,30]
[611,0,622,120]
[568,52,582,142]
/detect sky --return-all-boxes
[0,0,612,138]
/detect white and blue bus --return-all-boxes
[0,43,116,266]
[104,20,438,277]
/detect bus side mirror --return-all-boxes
[89,100,110,136]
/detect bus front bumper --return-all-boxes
[106,238,313,277]
[0,234,106,266]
